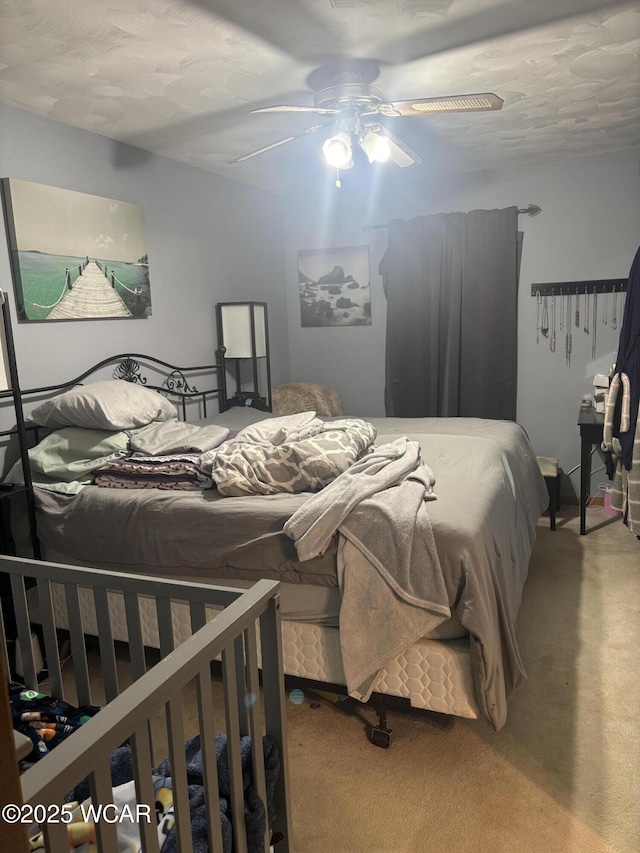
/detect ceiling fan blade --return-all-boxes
[112,89,309,160]
[228,123,331,164]
[376,0,629,65]
[373,128,422,168]
[251,105,339,116]
[386,93,503,117]
[186,0,341,62]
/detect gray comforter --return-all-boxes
[284,436,450,704]
[26,410,548,730]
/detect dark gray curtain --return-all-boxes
[381,207,520,420]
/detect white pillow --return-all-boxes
[25,380,178,430]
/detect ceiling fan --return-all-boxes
[227,58,503,177]
[116,1,627,180]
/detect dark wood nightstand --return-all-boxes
[577,408,604,535]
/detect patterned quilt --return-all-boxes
[203,414,377,497]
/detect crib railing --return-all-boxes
[0,555,291,853]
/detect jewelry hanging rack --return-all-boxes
[530,278,627,297]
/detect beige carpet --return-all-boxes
[281,509,640,853]
[58,507,639,853]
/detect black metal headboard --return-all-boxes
[0,352,224,433]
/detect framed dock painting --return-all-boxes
[298,244,371,327]
[1,178,152,322]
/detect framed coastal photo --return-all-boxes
[298,244,371,327]
[1,178,152,322]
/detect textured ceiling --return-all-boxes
[1,0,639,194]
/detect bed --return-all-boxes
[1,353,548,739]
[1,553,291,852]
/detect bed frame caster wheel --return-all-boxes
[370,726,391,748]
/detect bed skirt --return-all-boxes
[27,574,480,721]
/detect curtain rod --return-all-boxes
[362,204,542,233]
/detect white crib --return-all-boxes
[0,554,291,853]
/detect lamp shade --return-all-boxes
[218,303,267,358]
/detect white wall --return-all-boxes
[0,103,289,398]
[283,149,640,496]
[2,100,637,499]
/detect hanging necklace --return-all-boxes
[549,294,557,353]
[611,286,617,330]
[592,289,597,360]
[536,290,542,343]
[541,295,549,338]
[566,293,572,367]
[559,289,565,333]
[575,289,580,328]
[584,290,590,334]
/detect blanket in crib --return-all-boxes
[61,733,280,853]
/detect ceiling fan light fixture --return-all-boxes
[322,132,353,168]
[360,130,391,163]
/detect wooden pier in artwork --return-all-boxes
[47,261,131,320]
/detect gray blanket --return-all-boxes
[127,419,230,455]
[285,436,450,701]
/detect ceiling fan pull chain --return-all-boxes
[335,168,342,188]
